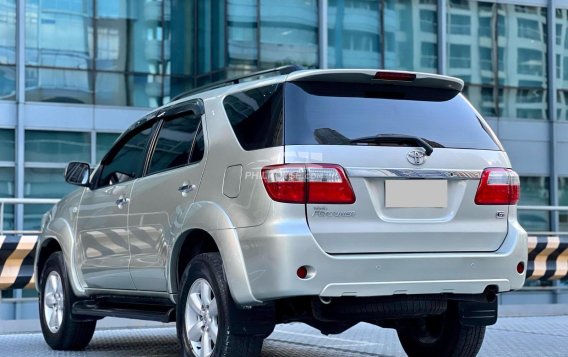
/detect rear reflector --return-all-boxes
[297,266,308,279]
[374,72,417,81]
[261,164,356,204]
[517,261,525,274]
[474,168,520,205]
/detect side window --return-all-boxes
[222,84,283,150]
[148,115,202,175]
[97,124,154,188]
[189,124,204,163]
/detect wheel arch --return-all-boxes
[168,202,260,305]
[170,228,219,295]
[34,237,63,291]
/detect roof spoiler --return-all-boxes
[286,70,464,93]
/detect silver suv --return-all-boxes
[35,66,527,357]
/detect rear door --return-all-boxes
[283,75,511,254]
[127,105,206,291]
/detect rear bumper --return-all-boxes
[233,218,527,305]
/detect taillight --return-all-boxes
[261,164,356,204]
[474,168,520,205]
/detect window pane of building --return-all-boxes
[169,0,226,92]
[0,0,16,65]
[95,72,127,106]
[96,0,167,74]
[170,0,194,78]
[385,0,437,72]
[96,132,120,162]
[197,0,226,74]
[260,0,318,68]
[95,73,170,108]
[518,176,550,233]
[449,44,470,69]
[0,129,14,162]
[328,0,380,69]
[447,1,495,86]
[450,14,470,35]
[0,167,14,231]
[449,2,548,120]
[25,67,93,104]
[499,4,547,120]
[0,65,16,100]
[559,90,568,121]
[25,131,91,163]
[462,85,499,118]
[24,168,73,230]
[228,0,258,70]
[25,0,94,69]
[129,73,168,108]
[560,177,568,232]
[557,9,568,121]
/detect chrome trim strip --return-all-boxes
[346,168,482,180]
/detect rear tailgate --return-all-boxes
[286,146,510,254]
[283,71,512,254]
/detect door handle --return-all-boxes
[115,195,130,209]
[178,183,196,195]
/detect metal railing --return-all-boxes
[0,198,60,236]
[517,205,568,235]
[517,206,568,298]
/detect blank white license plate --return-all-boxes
[385,180,447,208]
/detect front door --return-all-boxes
[128,111,206,291]
[75,121,155,290]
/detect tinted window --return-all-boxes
[98,124,154,187]
[190,125,205,163]
[223,84,283,150]
[284,82,500,151]
[148,116,201,175]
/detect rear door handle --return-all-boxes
[115,195,130,209]
[178,183,196,194]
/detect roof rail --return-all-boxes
[171,64,303,101]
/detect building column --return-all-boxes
[14,0,26,320]
[15,0,25,233]
[318,0,328,69]
[437,0,447,75]
[547,0,561,303]
[548,0,559,231]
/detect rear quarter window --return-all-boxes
[223,84,284,150]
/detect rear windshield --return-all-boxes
[284,82,501,151]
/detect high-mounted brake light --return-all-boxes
[261,164,356,204]
[374,72,416,81]
[474,168,520,205]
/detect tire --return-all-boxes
[396,303,485,357]
[177,253,264,357]
[39,252,96,350]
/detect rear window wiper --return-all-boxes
[350,134,434,156]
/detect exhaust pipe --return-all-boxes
[319,296,332,305]
[484,286,498,303]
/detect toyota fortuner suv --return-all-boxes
[35,66,527,357]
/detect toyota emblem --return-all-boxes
[407,150,426,165]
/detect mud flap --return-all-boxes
[458,299,498,326]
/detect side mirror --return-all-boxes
[64,162,91,187]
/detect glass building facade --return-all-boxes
[0,0,568,315]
